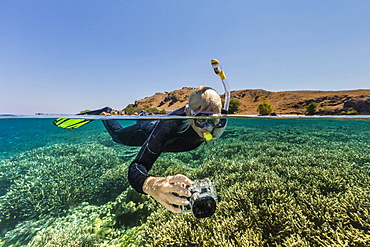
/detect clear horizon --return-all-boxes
[1,1,370,114]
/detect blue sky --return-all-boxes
[1,1,369,114]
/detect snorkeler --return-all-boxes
[95,86,228,213]
[54,59,230,213]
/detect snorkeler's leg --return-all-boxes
[102,120,152,146]
[102,120,125,144]
[78,107,112,115]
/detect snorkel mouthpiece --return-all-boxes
[203,132,213,141]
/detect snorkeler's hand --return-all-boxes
[143,174,192,213]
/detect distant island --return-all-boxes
[107,87,370,115]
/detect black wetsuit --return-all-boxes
[102,106,204,194]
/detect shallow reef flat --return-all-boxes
[0,118,370,246]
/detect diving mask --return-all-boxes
[190,109,227,129]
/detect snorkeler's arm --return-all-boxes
[127,120,180,193]
[127,120,193,212]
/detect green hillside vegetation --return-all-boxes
[257,101,274,115]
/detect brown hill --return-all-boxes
[130,87,370,115]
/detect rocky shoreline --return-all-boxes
[130,87,370,115]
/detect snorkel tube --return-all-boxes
[211,59,230,114]
[203,59,230,143]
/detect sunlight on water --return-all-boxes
[0,117,369,246]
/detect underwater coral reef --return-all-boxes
[0,118,370,246]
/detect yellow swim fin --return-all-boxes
[53,118,93,129]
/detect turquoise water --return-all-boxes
[0,117,370,246]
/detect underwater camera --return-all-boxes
[173,178,218,218]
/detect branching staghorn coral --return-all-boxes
[1,118,370,246]
[0,143,129,229]
[2,186,153,246]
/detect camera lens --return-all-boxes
[192,196,217,218]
